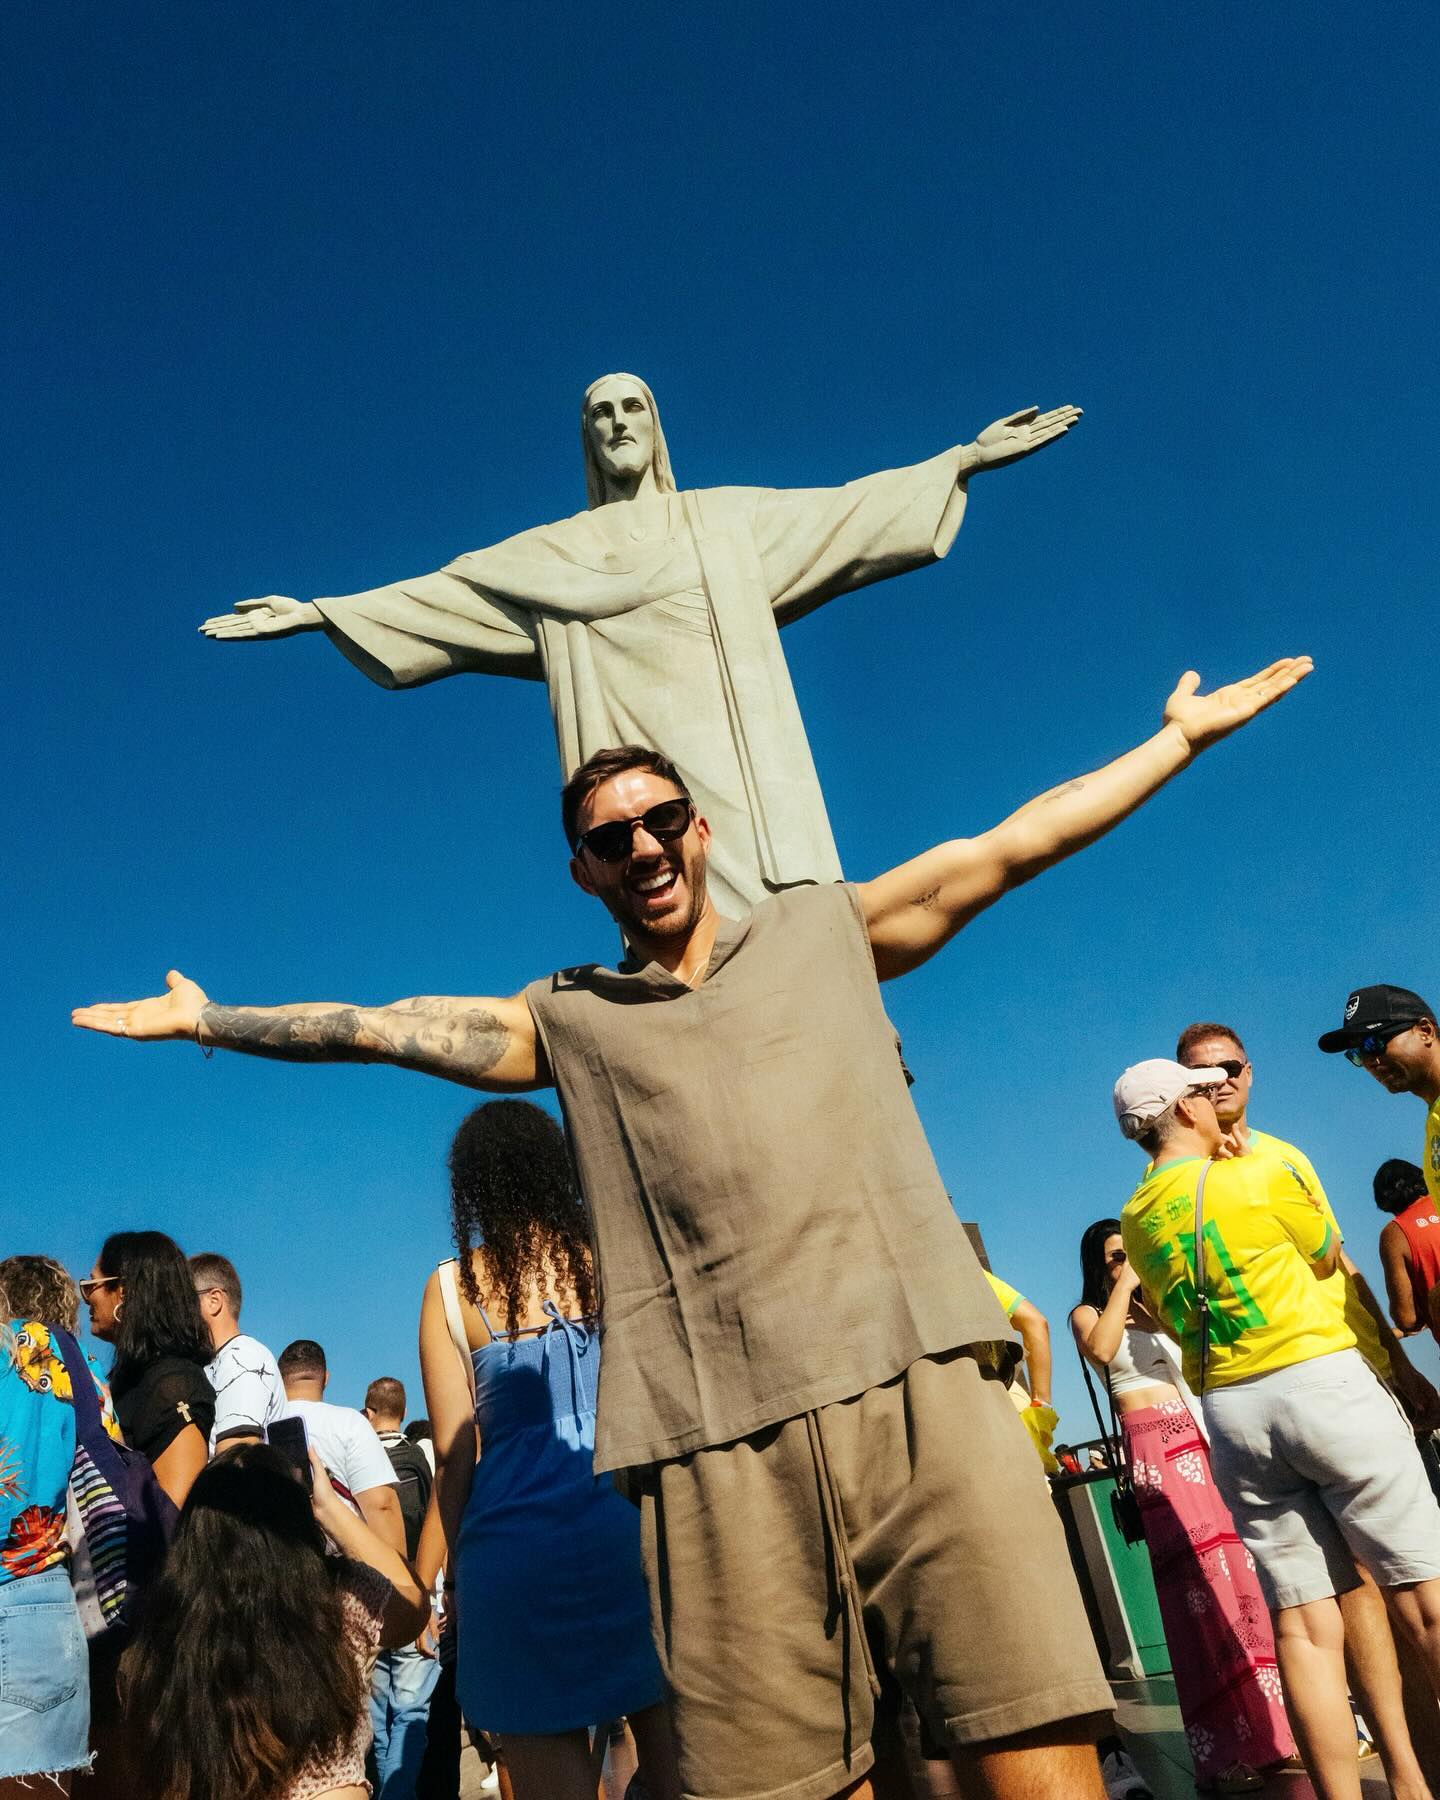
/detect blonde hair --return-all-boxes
[580,373,677,510]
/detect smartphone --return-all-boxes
[267,1415,312,1490]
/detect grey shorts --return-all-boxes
[1203,1348,1440,1611]
[633,1349,1113,1800]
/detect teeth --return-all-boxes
[635,872,674,893]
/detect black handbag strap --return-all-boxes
[1193,1159,1214,1397]
[1077,1334,1131,1488]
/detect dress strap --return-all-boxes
[436,1259,476,1404]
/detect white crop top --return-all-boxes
[1103,1324,1185,1398]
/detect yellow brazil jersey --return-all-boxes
[1122,1151,1352,1390]
[1426,1095,1440,1206]
[1246,1129,1392,1380]
[984,1271,1024,1318]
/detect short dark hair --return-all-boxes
[560,744,691,850]
[190,1252,242,1319]
[277,1338,327,1380]
[365,1376,405,1420]
[404,1419,432,1443]
[1176,1021,1246,1064]
[1374,1158,1429,1216]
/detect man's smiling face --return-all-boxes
[569,769,711,945]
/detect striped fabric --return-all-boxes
[69,1441,127,1626]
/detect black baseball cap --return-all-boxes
[1317,984,1436,1054]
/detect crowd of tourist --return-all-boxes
[16,989,1440,1800]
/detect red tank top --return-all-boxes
[1396,1193,1440,1343]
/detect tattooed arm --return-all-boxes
[860,658,1312,980]
[72,971,544,1091]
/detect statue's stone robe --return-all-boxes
[313,447,968,916]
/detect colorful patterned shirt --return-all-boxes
[0,1320,116,1586]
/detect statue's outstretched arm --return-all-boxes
[759,403,1081,631]
[72,970,547,1092]
[200,594,324,640]
[859,655,1313,980]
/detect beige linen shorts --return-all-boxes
[634,1349,1113,1800]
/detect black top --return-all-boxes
[114,1356,216,1463]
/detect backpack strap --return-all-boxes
[437,1260,477,1404]
[53,1325,122,1483]
[1193,1159,1214,1397]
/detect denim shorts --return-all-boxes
[0,1565,91,1780]
[1203,1348,1440,1610]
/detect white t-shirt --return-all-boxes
[206,1332,286,1450]
[281,1397,397,1511]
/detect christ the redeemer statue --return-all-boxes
[202,375,1080,916]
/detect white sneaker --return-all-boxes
[1101,1747,1155,1800]
[479,1770,500,1792]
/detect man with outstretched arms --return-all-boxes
[75,657,1309,1800]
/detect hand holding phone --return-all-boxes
[267,1415,312,1490]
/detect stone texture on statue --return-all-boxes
[203,375,1079,918]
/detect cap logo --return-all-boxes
[1345,993,1360,1020]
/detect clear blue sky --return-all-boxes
[9,2,1439,1435]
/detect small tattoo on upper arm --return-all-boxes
[910,885,942,911]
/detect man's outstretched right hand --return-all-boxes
[72,969,208,1042]
[199,595,323,640]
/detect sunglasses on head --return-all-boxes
[1345,1024,1412,1068]
[573,798,693,863]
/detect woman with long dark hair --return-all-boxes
[418,1099,677,1800]
[83,1231,213,1509]
[121,1440,429,1800]
[1072,1220,1293,1794]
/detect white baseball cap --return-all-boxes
[1113,1058,1227,1139]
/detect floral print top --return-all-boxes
[0,1319,118,1585]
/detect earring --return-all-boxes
[113,1301,124,1324]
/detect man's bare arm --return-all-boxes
[71,971,545,1091]
[860,658,1312,980]
[1380,1220,1424,1334]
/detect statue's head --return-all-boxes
[581,374,677,509]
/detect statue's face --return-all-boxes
[585,377,655,484]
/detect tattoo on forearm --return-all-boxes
[200,998,511,1085]
[1040,779,1085,805]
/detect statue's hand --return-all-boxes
[72,969,209,1043]
[199,595,323,640]
[968,405,1082,473]
[1163,658,1314,754]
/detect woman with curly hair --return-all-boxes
[120,1440,429,1800]
[83,1230,214,1510]
[418,1099,677,1800]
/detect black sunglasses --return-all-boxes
[1345,1024,1412,1068]
[574,798,693,863]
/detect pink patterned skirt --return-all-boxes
[1123,1401,1294,1782]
